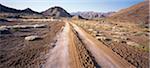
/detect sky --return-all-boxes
[0,0,144,13]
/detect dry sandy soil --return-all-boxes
[0,18,149,68]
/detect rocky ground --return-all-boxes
[0,18,149,68]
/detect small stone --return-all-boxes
[93,31,98,34]
[88,29,93,32]
[95,34,104,36]
[127,41,139,47]
[120,36,128,40]
[121,41,127,43]
[105,38,112,41]
[112,35,120,39]
[96,36,106,40]
[113,39,120,43]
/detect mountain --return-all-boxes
[42,6,72,18]
[0,4,20,13]
[71,11,115,19]
[109,1,149,24]
[0,4,40,14]
[21,8,40,14]
[72,15,85,19]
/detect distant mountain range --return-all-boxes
[71,11,115,19]
[0,4,72,18]
[0,4,114,18]
[0,1,148,22]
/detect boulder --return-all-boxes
[0,26,11,34]
[33,24,47,28]
[0,26,8,30]
[25,35,41,41]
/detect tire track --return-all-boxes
[69,24,101,68]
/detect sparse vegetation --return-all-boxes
[74,19,149,68]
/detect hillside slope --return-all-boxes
[109,1,149,24]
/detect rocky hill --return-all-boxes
[21,8,40,14]
[0,4,21,13]
[42,6,72,18]
[0,4,40,14]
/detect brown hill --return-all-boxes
[109,1,149,24]
[42,6,72,18]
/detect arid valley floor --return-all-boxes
[0,1,149,68]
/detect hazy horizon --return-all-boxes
[0,0,144,13]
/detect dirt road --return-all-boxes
[70,22,135,68]
[45,21,135,68]
[45,23,70,68]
